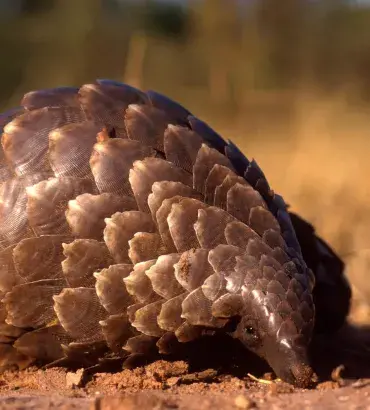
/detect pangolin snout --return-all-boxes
[265,340,317,388]
[289,362,318,388]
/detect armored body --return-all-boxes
[0,80,351,387]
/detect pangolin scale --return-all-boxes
[0,79,351,387]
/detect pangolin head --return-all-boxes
[230,265,317,388]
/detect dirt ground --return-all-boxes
[0,320,369,410]
[0,362,369,410]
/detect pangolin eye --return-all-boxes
[244,326,256,336]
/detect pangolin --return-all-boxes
[0,79,351,388]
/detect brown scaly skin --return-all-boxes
[0,80,351,388]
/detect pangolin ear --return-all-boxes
[221,315,241,334]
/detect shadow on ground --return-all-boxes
[113,322,370,384]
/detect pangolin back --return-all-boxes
[0,80,348,387]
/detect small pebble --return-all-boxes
[317,381,338,391]
[352,379,370,389]
[268,381,294,396]
[66,369,85,388]
[166,377,180,387]
[234,395,256,409]
[180,369,218,384]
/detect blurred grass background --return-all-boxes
[1,0,370,322]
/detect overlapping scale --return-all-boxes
[90,137,155,196]
[2,107,84,176]
[26,177,95,236]
[0,173,46,249]
[66,193,137,240]
[167,198,207,252]
[0,245,22,292]
[4,279,66,328]
[195,206,235,249]
[21,87,79,111]
[164,125,203,173]
[129,157,192,213]
[131,299,165,337]
[94,264,134,314]
[14,324,73,363]
[128,232,167,264]
[53,287,107,343]
[61,239,113,288]
[49,121,100,180]
[125,104,169,152]
[193,144,234,194]
[100,313,137,354]
[182,288,227,328]
[123,260,157,303]
[145,254,183,299]
[78,82,147,138]
[204,164,236,204]
[157,293,187,332]
[214,174,247,209]
[148,180,202,224]
[104,211,156,264]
